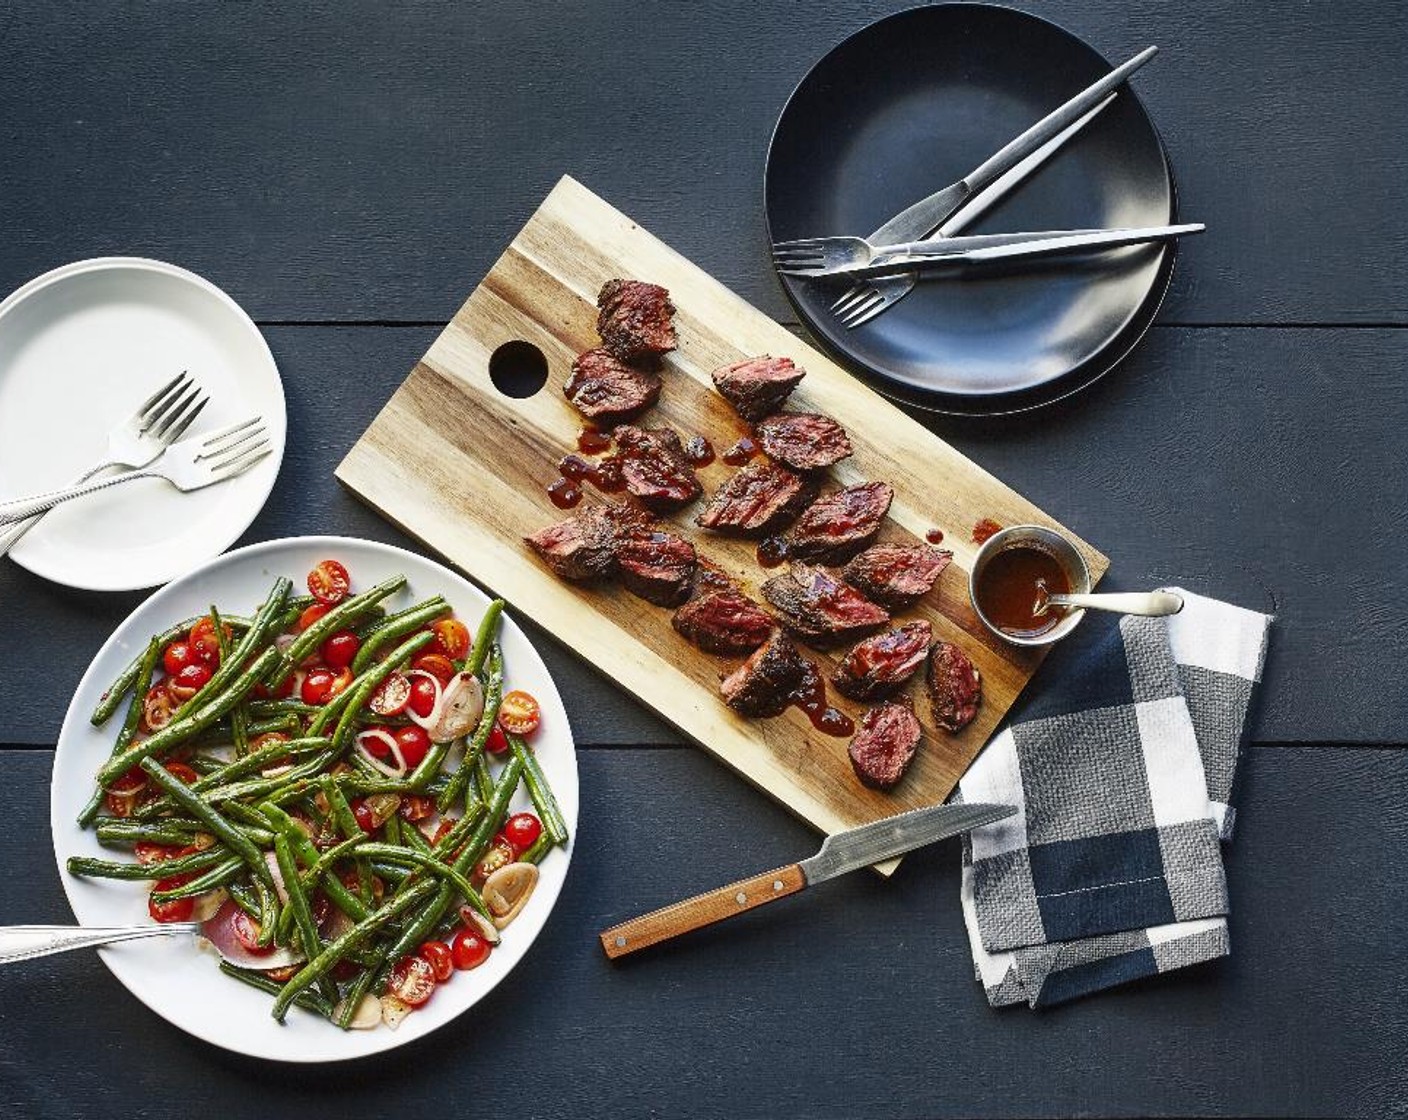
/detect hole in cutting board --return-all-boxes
[489,340,549,398]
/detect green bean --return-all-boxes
[349,596,449,674]
[132,737,331,819]
[228,880,262,918]
[139,758,273,889]
[213,606,251,758]
[149,856,244,900]
[510,733,569,845]
[96,646,280,787]
[334,964,381,1030]
[219,962,334,1018]
[473,752,493,806]
[275,834,338,1005]
[330,631,435,750]
[307,683,360,738]
[253,877,280,948]
[299,834,368,889]
[78,636,163,827]
[369,861,411,886]
[248,699,324,720]
[191,737,330,792]
[383,812,402,847]
[95,820,213,848]
[356,842,482,902]
[437,644,502,812]
[198,746,338,805]
[432,803,484,857]
[320,776,373,907]
[67,847,229,881]
[271,881,436,1021]
[90,615,254,727]
[258,803,368,923]
[465,600,505,677]
[267,576,407,688]
[172,578,292,722]
[248,714,301,738]
[520,834,555,864]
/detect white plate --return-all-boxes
[51,536,578,1062]
[0,257,285,591]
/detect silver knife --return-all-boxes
[599,801,1015,958]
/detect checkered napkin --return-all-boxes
[954,588,1272,1007]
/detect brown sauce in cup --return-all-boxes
[976,545,1070,636]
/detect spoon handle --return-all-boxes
[0,923,200,965]
[1047,591,1184,617]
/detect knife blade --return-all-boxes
[599,802,1015,959]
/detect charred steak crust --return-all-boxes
[612,424,703,512]
[711,356,805,421]
[596,279,676,362]
[842,544,952,609]
[524,502,650,583]
[784,482,894,564]
[671,562,775,655]
[616,528,697,607]
[761,563,889,646]
[831,620,933,701]
[720,632,807,718]
[927,640,981,732]
[564,348,661,423]
[848,699,923,790]
[755,412,853,471]
[695,461,817,536]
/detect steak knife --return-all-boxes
[599,801,1015,958]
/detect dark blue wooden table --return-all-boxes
[2,4,1405,1116]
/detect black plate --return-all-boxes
[765,4,1176,415]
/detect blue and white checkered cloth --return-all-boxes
[955,588,1273,1007]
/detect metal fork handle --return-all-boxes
[856,224,1203,276]
[0,467,159,524]
[0,923,200,965]
[0,459,116,557]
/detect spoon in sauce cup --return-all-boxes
[1034,587,1184,618]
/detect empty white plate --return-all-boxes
[0,258,285,590]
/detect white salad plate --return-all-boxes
[0,257,285,591]
[51,536,579,1063]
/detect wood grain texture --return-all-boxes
[600,862,806,958]
[336,177,1108,856]
[0,1,1404,326]
[4,745,1406,1118]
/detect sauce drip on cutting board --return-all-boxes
[925,528,945,544]
[975,545,1070,636]
[577,427,612,454]
[546,477,582,509]
[756,536,788,568]
[788,660,854,737]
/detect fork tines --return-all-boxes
[196,417,271,475]
[142,372,209,441]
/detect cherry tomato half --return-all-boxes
[352,799,376,833]
[134,842,179,866]
[399,794,434,822]
[407,676,438,719]
[503,812,543,855]
[368,672,411,717]
[451,927,492,970]
[428,618,471,661]
[302,666,353,705]
[141,684,176,733]
[386,955,437,1007]
[418,940,454,983]
[167,662,212,701]
[148,876,195,923]
[297,603,331,632]
[188,617,230,666]
[162,641,196,677]
[165,761,199,785]
[411,653,456,685]
[472,838,515,889]
[321,630,360,670]
[498,690,541,736]
[359,725,394,759]
[249,731,290,752]
[485,724,510,755]
[233,910,273,955]
[307,560,351,605]
[394,726,431,769]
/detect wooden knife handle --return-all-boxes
[599,864,807,959]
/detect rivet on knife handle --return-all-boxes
[599,864,806,959]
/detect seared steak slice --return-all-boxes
[848,699,923,790]
[596,279,676,362]
[711,356,805,421]
[613,425,702,512]
[755,412,853,471]
[524,503,649,582]
[784,482,893,564]
[564,348,661,424]
[720,632,807,718]
[842,543,952,609]
[761,563,889,646]
[831,620,933,701]
[927,640,981,732]
[695,461,816,536]
[672,562,774,655]
[616,528,697,607]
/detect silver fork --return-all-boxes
[0,416,271,524]
[0,372,208,557]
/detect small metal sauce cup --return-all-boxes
[968,524,1092,648]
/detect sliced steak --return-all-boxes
[616,528,697,607]
[612,424,702,512]
[761,563,889,646]
[695,461,816,536]
[524,503,649,582]
[784,481,894,563]
[720,632,807,718]
[711,356,805,421]
[564,348,661,424]
[842,543,952,609]
[848,699,923,790]
[831,620,933,701]
[672,562,774,655]
[596,279,676,362]
[927,640,981,732]
[755,412,853,471]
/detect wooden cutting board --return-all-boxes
[337,176,1107,871]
